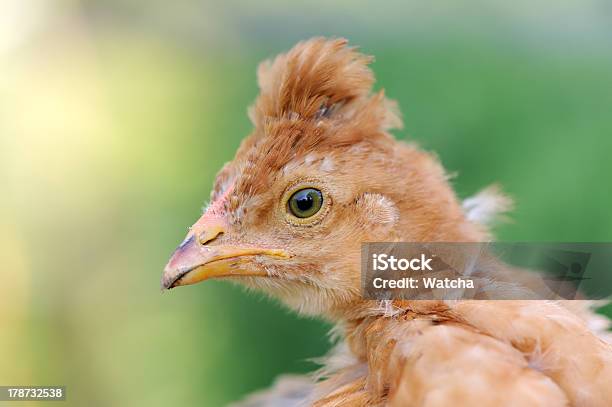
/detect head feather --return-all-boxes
[227,38,402,199]
[252,38,371,121]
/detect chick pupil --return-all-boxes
[289,188,322,218]
[296,193,313,211]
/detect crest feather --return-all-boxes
[250,37,401,131]
[230,38,403,198]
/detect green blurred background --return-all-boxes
[1,0,611,405]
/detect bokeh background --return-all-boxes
[1,0,612,405]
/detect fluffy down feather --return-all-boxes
[165,38,612,406]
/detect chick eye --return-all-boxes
[287,188,323,218]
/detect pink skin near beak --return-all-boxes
[161,213,289,290]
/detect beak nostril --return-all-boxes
[189,217,227,247]
[198,230,224,246]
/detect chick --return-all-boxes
[162,38,612,406]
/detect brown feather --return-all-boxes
[189,38,612,407]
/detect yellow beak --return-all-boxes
[161,214,289,290]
